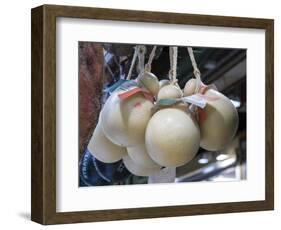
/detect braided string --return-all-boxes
[187,47,201,93]
[145,46,157,72]
[169,46,178,84]
[127,45,140,80]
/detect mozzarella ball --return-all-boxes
[87,122,127,163]
[127,142,161,168]
[123,155,161,176]
[199,89,239,151]
[101,91,153,147]
[145,108,200,167]
[183,78,197,96]
[137,71,159,96]
[157,84,183,100]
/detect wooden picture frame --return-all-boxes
[31,4,274,225]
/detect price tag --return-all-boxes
[182,94,207,108]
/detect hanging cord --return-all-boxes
[127,46,140,80]
[137,45,146,74]
[144,46,157,72]
[187,47,202,93]
[187,47,204,114]
[169,46,178,85]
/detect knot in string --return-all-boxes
[187,47,202,93]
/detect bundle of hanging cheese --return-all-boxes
[87,47,239,177]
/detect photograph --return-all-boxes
[30,4,273,224]
[78,42,246,187]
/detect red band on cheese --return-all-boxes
[118,87,155,102]
[118,87,141,100]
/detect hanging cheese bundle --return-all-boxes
[123,154,161,177]
[127,142,160,168]
[145,108,200,167]
[185,47,239,151]
[144,47,200,168]
[101,45,155,147]
[101,90,154,147]
[198,88,239,151]
[88,122,127,163]
[92,45,240,178]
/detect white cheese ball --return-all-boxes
[137,71,159,96]
[199,89,239,151]
[123,155,161,177]
[183,78,197,96]
[145,108,200,167]
[157,84,183,100]
[101,91,153,147]
[127,142,161,168]
[87,122,127,163]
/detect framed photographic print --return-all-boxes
[31,4,274,225]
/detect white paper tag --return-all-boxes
[182,94,207,108]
